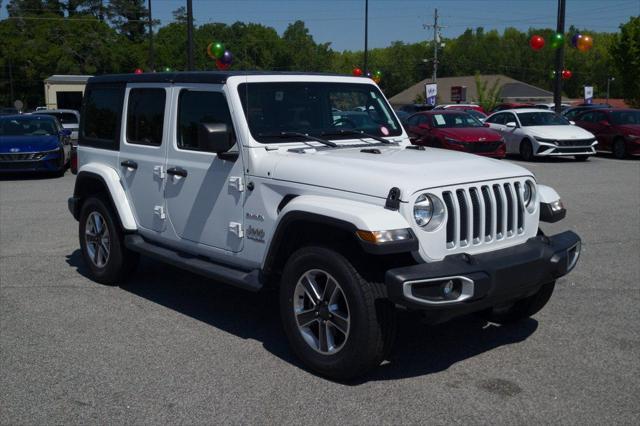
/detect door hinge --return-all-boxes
[153,165,166,179]
[229,221,244,238]
[229,176,245,192]
[154,205,166,220]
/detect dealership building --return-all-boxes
[43,75,92,111]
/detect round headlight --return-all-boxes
[523,180,536,212]
[414,194,434,227]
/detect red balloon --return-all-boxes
[561,69,572,80]
[529,35,545,51]
[352,67,363,77]
[216,59,230,70]
[134,68,143,74]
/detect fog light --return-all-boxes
[442,280,454,296]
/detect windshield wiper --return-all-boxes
[264,131,338,147]
[321,129,392,144]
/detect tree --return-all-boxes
[108,0,149,42]
[473,73,502,112]
[611,16,640,107]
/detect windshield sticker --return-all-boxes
[380,126,390,136]
[434,114,446,125]
[275,91,284,101]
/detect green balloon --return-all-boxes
[212,42,225,59]
[550,33,564,49]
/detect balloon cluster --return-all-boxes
[207,42,233,70]
[530,33,593,52]
[550,69,573,80]
[351,67,382,84]
[571,33,593,52]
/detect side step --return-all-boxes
[124,235,263,292]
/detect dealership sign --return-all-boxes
[425,84,437,106]
[451,86,467,102]
[584,86,593,104]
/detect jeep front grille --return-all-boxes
[443,181,525,249]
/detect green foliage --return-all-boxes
[473,73,501,112]
[0,10,629,109]
[611,16,640,107]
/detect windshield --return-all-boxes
[431,112,483,128]
[610,110,640,125]
[37,112,78,124]
[518,112,569,126]
[0,116,58,136]
[463,110,487,121]
[238,82,402,143]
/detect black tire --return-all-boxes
[79,197,139,285]
[574,155,590,161]
[280,246,396,380]
[613,138,627,159]
[482,281,555,324]
[520,139,535,161]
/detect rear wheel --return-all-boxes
[280,246,396,380]
[613,138,627,159]
[482,281,555,324]
[79,197,138,285]
[520,139,535,161]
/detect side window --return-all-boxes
[126,88,166,146]
[81,85,125,149]
[593,111,608,123]
[407,115,419,126]
[578,112,593,122]
[177,90,234,152]
[487,113,503,124]
[505,113,517,125]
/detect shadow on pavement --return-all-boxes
[66,250,539,384]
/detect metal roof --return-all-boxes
[88,71,354,85]
[44,75,93,84]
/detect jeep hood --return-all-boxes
[271,145,533,200]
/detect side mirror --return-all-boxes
[569,121,576,125]
[598,120,611,127]
[418,123,431,130]
[506,121,517,128]
[198,122,234,153]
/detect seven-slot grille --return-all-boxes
[442,180,527,249]
[0,152,48,161]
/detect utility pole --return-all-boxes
[364,0,369,74]
[553,0,566,113]
[423,8,444,83]
[148,0,155,72]
[606,77,615,104]
[187,0,194,71]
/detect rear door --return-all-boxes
[164,85,245,253]
[119,84,170,232]
[592,111,615,150]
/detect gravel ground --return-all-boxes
[1,154,639,424]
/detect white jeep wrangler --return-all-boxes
[69,72,580,379]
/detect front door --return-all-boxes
[119,85,170,232]
[164,86,245,252]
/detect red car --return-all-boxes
[405,110,506,158]
[573,109,640,159]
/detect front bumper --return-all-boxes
[0,150,65,172]
[385,230,580,323]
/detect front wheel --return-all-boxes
[280,246,396,380]
[482,281,555,324]
[520,139,535,161]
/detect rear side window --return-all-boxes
[177,90,234,152]
[81,85,124,149]
[126,88,166,146]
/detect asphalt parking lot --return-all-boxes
[1,155,638,424]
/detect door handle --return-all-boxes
[167,166,188,178]
[120,160,138,170]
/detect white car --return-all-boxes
[485,108,597,161]
[32,109,81,141]
[68,72,581,380]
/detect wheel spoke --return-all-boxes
[301,275,321,306]
[322,277,337,303]
[93,242,100,265]
[296,309,317,328]
[318,321,329,352]
[329,312,349,335]
[94,214,103,234]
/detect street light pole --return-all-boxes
[187,0,194,71]
[553,0,566,114]
[147,0,155,72]
[364,0,368,74]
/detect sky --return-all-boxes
[146,0,640,51]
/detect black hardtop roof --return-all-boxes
[88,71,357,85]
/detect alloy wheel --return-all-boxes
[293,269,351,355]
[85,211,111,268]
